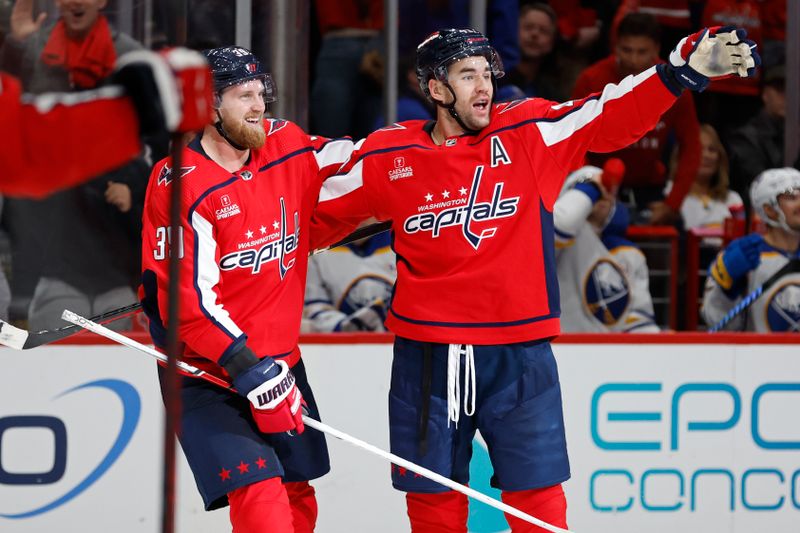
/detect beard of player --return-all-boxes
[220,111,266,149]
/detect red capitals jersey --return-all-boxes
[311,67,679,345]
[141,120,353,379]
[0,72,141,198]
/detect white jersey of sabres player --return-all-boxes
[554,171,659,333]
[702,236,800,332]
[680,190,743,230]
[303,233,396,332]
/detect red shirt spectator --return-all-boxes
[702,0,762,96]
[572,13,701,222]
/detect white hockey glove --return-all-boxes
[112,48,214,135]
[667,26,760,92]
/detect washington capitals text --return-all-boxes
[219,198,299,278]
[403,166,519,249]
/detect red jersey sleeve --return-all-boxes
[310,139,384,251]
[528,66,679,208]
[0,73,141,198]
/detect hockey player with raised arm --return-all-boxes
[554,165,660,333]
[0,48,213,197]
[140,46,353,533]
[311,27,759,531]
[703,168,800,332]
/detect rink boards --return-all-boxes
[0,335,798,533]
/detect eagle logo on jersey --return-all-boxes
[765,282,800,332]
[583,258,630,325]
[267,119,289,136]
[157,164,196,186]
[218,197,299,279]
[403,165,519,250]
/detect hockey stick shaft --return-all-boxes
[709,258,800,332]
[0,221,393,350]
[60,309,573,533]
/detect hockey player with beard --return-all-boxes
[311,27,759,531]
[554,165,659,333]
[703,168,800,332]
[139,46,353,533]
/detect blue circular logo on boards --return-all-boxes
[0,379,141,519]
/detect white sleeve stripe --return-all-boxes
[23,85,126,113]
[191,212,244,339]
[319,159,364,202]
[535,66,657,147]
[314,138,356,168]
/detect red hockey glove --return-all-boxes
[112,48,214,135]
[232,356,306,435]
[667,26,760,92]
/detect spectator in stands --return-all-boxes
[694,0,763,137]
[309,0,384,139]
[304,228,395,333]
[572,12,701,225]
[555,166,660,333]
[398,0,520,68]
[610,0,696,60]
[0,0,147,329]
[504,2,569,101]
[728,65,800,209]
[373,53,435,129]
[702,168,800,332]
[672,124,744,232]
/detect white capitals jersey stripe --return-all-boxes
[192,211,244,339]
[319,158,365,202]
[315,137,361,169]
[536,66,657,147]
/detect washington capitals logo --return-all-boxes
[157,164,196,186]
[403,166,519,250]
[218,197,299,278]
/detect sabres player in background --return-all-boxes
[303,219,395,333]
[703,168,800,332]
[311,26,759,531]
[0,48,212,197]
[554,165,660,333]
[140,47,353,533]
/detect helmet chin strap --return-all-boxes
[433,84,479,135]
[213,109,247,151]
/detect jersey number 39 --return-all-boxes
[153,226,185,260]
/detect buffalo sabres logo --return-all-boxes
[583,258,630,325]
[157,164,196,186]
[765,282,800,332]
[403,165,519,250]
[218,197,299,279]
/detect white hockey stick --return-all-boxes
[60,309,574,533]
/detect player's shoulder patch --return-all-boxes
[266,118,291,136]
